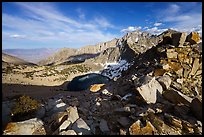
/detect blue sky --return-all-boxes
[2,2,202,49]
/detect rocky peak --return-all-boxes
[77,38,119,54]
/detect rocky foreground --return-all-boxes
[2,30,202,135]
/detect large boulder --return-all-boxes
[135,76,163,104]
[59,120,71,132]
[66,106,79,123]
[190,97,202,121]
[3,118,46,135]
[72,118,91,135]
[186,32,201,44]
[156,75,172,90]
[172,32,187,47]
[129,120,155,135]
[46,112,68,132]
[163,88,193,106]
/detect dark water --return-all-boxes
[67,73,110,91]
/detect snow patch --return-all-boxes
[100,59,132,79]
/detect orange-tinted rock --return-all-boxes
[182,120,194,134]
[160,59,168,64]
[168,62,182,72]
[175,68,183,77]
[90,84,105,92]
[153,69,166,76]
[177,53,187,62]
[141,121,156,135]
[129,120,155,135]
[167,58,178,63]
[186,32,201,44]
[167,52,178,59]
[129,120,141,135]
[183,57,190,64]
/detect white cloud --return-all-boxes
[154,22,162,27]
[168,4,180,14]
[94,16,115,28]
[158,3,202,34]
[9,34,26,39]
[3,2,118,48]
[121,26,142,33]
[146,27,168,35]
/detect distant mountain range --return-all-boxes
[2,48,59,64]
[3,29,202,67]
[2,52,36,66]
[38,30,161,66]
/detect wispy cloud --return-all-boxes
[153,22,162,27]
[94,16,115,29]
[120,25,167,35]
[145,27,167,35]
[3,2,118,48]
[143,3,202,35]
[158,3,202,34]
[9,34,26,39]
[121,26,142,33]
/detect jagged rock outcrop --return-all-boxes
[39,30,162,66]
[90,47,121,64]
[77,38,119,54]
[186,32,201,44]
[134,76,163,104]
[38,38,119,66]
[92,31,162,64]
